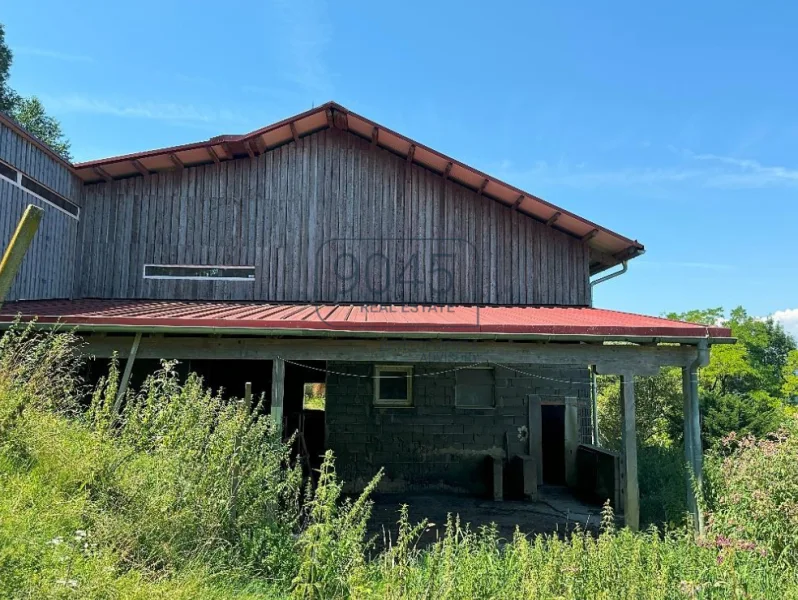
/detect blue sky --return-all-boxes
[3,1,797,336]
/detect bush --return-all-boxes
[0,324,300,597]
[705,416,798,566]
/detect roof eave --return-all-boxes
[0,319,735,345]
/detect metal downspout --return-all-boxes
[587,259,632,446]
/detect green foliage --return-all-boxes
[2,325,798,598]
[705,416,798,566]
[0,24,19,112]
[0,21,71,159]
[11,96,72,159]
[701,389,786,445]
[784,350,798,401]
[291,453,381,599]
[0,325,299,597]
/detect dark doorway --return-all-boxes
[541,404,566,484]
[282,361,327,475]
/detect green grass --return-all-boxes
[1,324,797,598]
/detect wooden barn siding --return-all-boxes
[0,122,83,203]
[0,124,81,301]
[77,128,590,305]
[0,179,78,301]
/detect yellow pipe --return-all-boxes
[0,205,44,305]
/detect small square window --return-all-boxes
[455,367,495,408]
[374,365,413,407]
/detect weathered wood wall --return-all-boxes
[77,128,591,305]
[0,121,82,202]
[0,122,81,301]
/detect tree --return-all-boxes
[12,96,71,159]
[0,22,71,159]
[0,24,19,112]
[597,306,797,451]
[784,350,798,403]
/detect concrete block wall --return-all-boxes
[325,362,591,495]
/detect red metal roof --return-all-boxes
[0,300,733,340]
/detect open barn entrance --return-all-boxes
[282,361,328,475]
[541,404,566,484]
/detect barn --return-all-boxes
[0,102,733,530]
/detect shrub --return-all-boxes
[705,415,798,566]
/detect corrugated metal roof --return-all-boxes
[72,102,644,272]
[0,300,733,340]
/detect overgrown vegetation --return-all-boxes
[1,322,798,598]
[597,306,798,526]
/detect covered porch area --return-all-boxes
[0,299,734,531]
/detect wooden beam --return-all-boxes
[271,358,285,435]
[223,143,236,160]
[94,166,113,182]
[131,160,150,177]
[206,146,221,164]
[512,195,524,210]
[334,111,349,131]
[83,336,699,370]
[243,140,256,159]
[443,162,453,180]
[620,374,639,531]
[581,228,599,243]
[169,153,185,170]
[112,332,142,417]
[406,144,416,163]
[326,108,335,128]
[546,212,561,227]
[371,126,379,147]
[0,205,43,305]
[289,122,300,144]
[476,178,489,196]
[252,136,267,154]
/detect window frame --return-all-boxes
[142,264,256,281]
[373,365,414,407]
[454,366,496,409]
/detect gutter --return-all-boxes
[589,260,630,307]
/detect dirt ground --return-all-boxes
[367,485,603,549]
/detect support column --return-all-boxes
[682,366,698,526]
[620,374,639,531]
[113,332,142,417]
[683,364,705,533]
[271,358,285,436]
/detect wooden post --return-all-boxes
[244,381,252,411]
[113,332,142,417]
[620,374,639,531]
[684,364,705,533]
[271,358,285,435]
[682,366,699,528]
[0,205,44,305]
[528,394,543,485]
[564,396,579,487]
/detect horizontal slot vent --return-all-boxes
[20,175,80,217]
[0,160,18,182]
[143,264,256,281]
